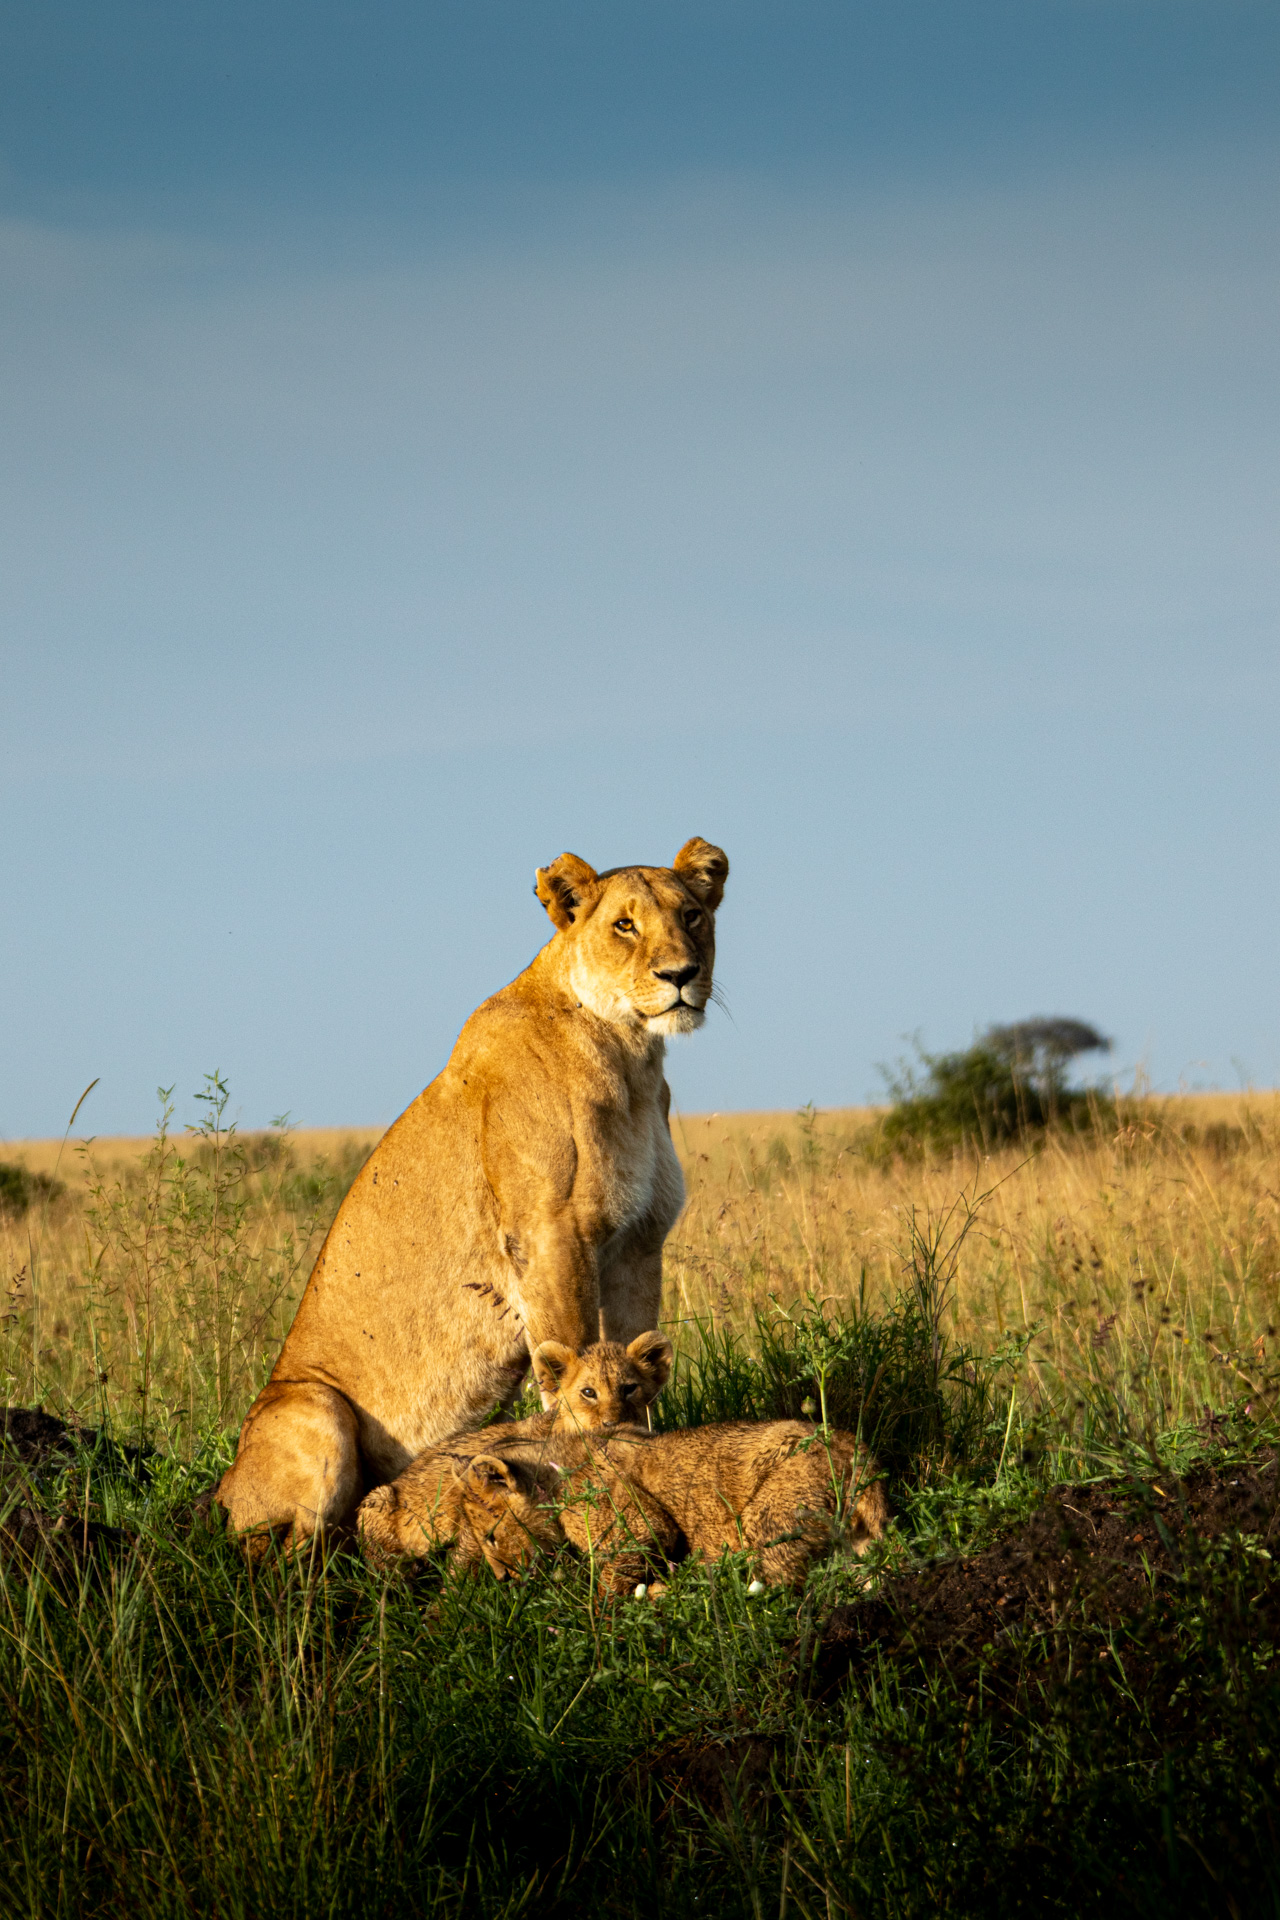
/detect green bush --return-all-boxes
[873,1017,1112,1155]
[0,1162,62,1219]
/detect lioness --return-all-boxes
[216,840,727,1553]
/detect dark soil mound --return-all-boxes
[0,1504,134,1573]
[0,1405,152,1497]
[816,1450,1279,1697]
[0,1407,81,1476]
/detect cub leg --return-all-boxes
[216,1380,362,1557]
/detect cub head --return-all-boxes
[534,838,728,1036]
[459,1455,564,1580]
[531,1330,674,1429]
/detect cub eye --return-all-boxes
[580,1386,598,1401]
[613,917,637,936]
[620,1382,638,1396]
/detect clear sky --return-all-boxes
[2,2,1278,1140]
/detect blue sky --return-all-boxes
[2,2,1278,1138]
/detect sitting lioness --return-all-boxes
[216,839,727,1554]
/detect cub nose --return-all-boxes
[654,962,699,989]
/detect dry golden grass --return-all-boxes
[3,1091,1278,1443]
[668,1093,1280,1432]
[1,1125,386,1178]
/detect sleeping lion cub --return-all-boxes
[358,1448,563,1579]
[616,1419,890,1589]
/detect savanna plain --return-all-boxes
[2,1083,1279,1916]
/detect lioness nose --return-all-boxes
[654,962,699,988]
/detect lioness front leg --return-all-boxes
[509,1212,601,1366]
[216,1381,362,1557]
[598,1245,663,1347]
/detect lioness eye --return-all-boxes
[614,917,637,935]
[683,909,702,928]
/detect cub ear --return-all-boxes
[531,1339,577,1404]
[672,838,729,913]
[534,853,598,930]
[462,1454,519,1502]
[626,1330,674,1399]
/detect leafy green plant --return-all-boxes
[0,1163,63,1220]
[872,1016,1112,1156]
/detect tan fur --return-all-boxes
[606,1420,889,1589]
[361,1429,681,1594]
[545,1432,681,1594]
[357,1450,562,1580]
[530,1330,672,1431]
[357,1334,682,1592]
[216,840,727,1554]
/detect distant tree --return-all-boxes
[982,1018,1111,1120]
[0,1162,64,1218]
[875,1017,1112,1154]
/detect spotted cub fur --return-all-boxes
[355,1332,673,1585]
[356,1449,561,1579]
[615,1420,889,1588]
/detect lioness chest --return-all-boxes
[589,1092,685,1255]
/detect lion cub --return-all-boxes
[528,1329,673,1432]
[355,1332,674,1584]
[357,1448,562,1579]
[617,1420,889,1589]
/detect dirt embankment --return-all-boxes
[816,1450,1280,1696]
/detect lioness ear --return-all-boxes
[534,853,598,930]
[672,838,729,913]
[531,1339,576,1403]
[626,1330,673,1398]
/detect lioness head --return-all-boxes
[534,837,728,1036]
[531,1330,674,1428]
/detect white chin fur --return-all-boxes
[647,1006,705,1037]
